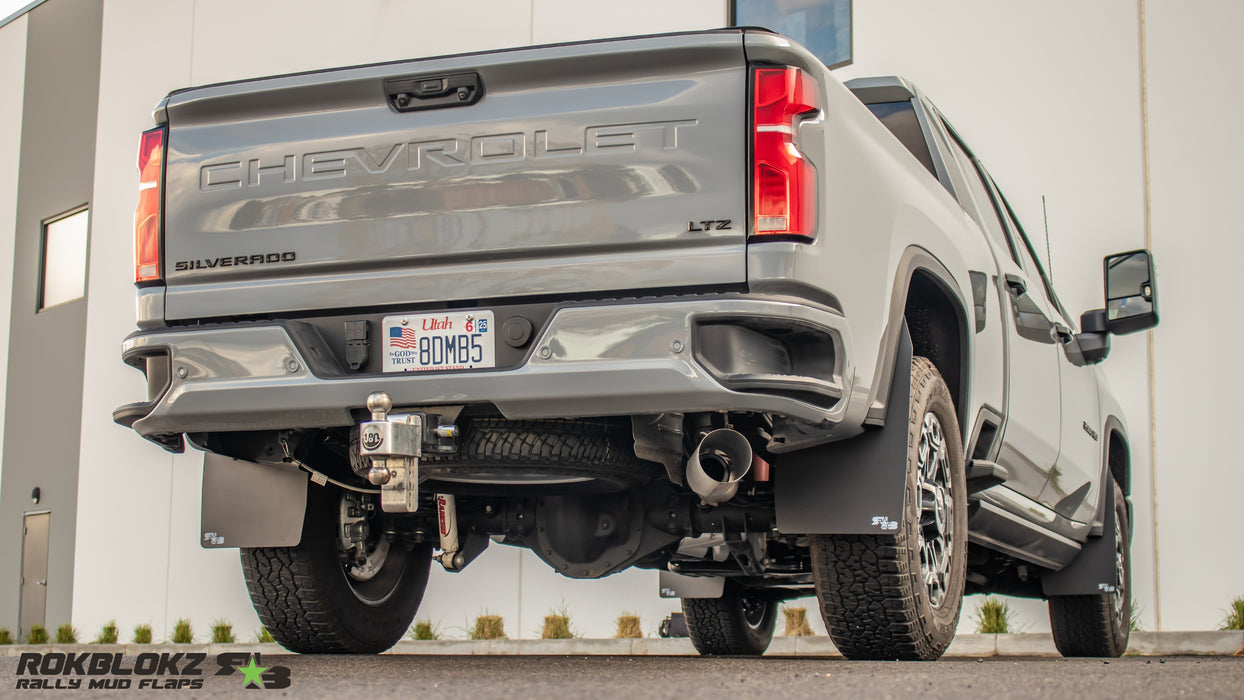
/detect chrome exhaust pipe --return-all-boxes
[685,429,753,506]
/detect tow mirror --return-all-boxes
[1103,249,1159,335]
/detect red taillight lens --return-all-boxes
[752,67,820,241]
[135,127,165,284]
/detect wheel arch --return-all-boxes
[1104,417,1130,497]
[869,246,971,440]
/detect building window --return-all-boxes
[39,207,89,310]
[733,0,852,69]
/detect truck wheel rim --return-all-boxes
[739,594,769,630]
[917,411,954,609]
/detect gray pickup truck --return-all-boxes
[115,28,1159,660]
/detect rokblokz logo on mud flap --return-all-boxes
[13,652,290,690]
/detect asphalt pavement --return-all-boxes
[2,654,1242,699]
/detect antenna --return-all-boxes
[1042,195,1053,281]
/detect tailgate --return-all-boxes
[161,31,749,320]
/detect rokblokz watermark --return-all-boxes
[13,652,291,690]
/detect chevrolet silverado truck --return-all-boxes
[115,28,1160,660]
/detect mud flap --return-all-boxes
[1041,483,1119,596]
[774,323,911,534]
[201,453,307,548]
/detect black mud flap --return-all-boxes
[201,453,308,548]
[1041,484,1119,596]
[774,323,912,534]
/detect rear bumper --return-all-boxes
[116,296,854,440]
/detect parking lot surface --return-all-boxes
[2,654,1243,699]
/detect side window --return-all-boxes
[865,101,937,178]
[942,131,1017,262]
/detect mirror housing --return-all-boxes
[1067,310,1111,365]
[1103,249,1159,334]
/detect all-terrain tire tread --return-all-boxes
[241,545,360,654]
[682,588,775,656]
[809,357,965,661]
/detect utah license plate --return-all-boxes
[382,311,495,372]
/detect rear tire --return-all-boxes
[682,582,777,656]
[240,484,432,653]
[809,356,968,660]
[1048,479,1131,657]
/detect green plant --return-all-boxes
[1129,603,1145,632]
[55,623,79,644]
[782,606,814,636]
[409,619,442,641]
[26,624,48,645]
[132,624,153,644]
[256,627,275,643]
[972,596,1017,634]
[468,613,506,640]
[170,618,194,644]
[210,619,235,644]
[94,620,119,644]
[614,613,642,639]
[0,628,13,645]
[1219,596,1244,631]
[540,606,575,639]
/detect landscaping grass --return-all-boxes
[132,624,153,644]
[614,613,642,639]
[782,606,814,636]
[170,619,194,644]
[541,607,575,640]
[55,624,78,644]
[1220,596,1244,631]
[94,620,119,644]
[972,596,1017,634]
[409,620,442,641]
[210,619,236,644]
[26,624,48,645]
[468,613,506,640]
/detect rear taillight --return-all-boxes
[135,126,166,284]
[751,66,820,241]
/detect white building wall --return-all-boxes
[0,15,26,500]
[1144,0,1244,632]
[69,0,1237,640]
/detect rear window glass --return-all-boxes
[865,101,936,178]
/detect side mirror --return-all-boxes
[1103,249,1159,335]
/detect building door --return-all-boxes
[20,512,50,637]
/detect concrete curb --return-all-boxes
[1,632,1241,657]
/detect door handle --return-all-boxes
[1004,273,1027,297]
[37,580,46,587]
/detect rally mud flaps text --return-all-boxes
[13,652,290,690]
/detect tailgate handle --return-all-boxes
[386,72,483,112]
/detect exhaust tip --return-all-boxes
[686,429,753,506]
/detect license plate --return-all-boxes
[382,311,495,372]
